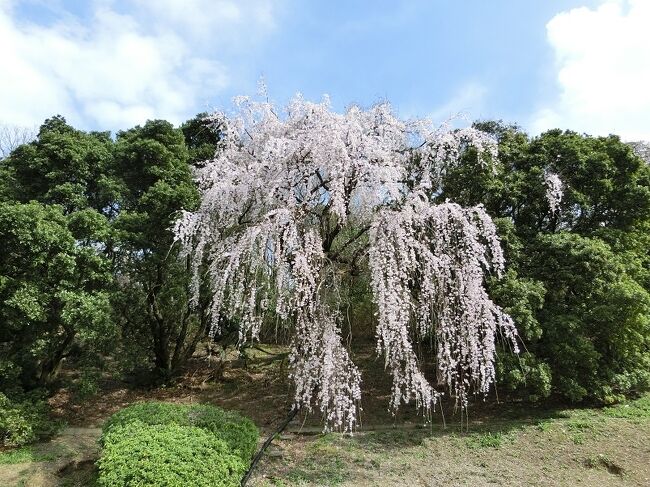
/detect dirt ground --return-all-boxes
[1,345,649,486]
[0,427,100,487]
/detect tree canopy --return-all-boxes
[174,96,520,429]
[439,122,650,403]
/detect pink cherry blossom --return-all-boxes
[174,94,518,430]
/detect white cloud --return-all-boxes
[531,0,650,140]
[0,0,281,130]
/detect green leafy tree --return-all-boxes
[442,123,650,236]
[1,116,118,215]
[1,115,210,382]
[0,202,114,386]
[525,233,650,402]
[0,117,119,389]
[439,122,650,403]
[112,120,203,378]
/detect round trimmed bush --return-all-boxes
[98,421,246,487]
[101,402,259,461]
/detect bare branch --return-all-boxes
[0,123,36,159]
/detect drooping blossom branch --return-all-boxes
[370,196,518,412]
[174,94,518,430]
[544,171,564,214]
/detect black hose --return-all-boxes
[241,407,300,486]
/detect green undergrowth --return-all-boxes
[0,444,64,465]
[0,392,62,448]
[603,394,650,419]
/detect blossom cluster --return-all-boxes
[544,171,563,214]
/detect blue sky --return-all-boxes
[1,0,649,139]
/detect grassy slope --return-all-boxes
[251,395,650,487]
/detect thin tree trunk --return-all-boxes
[39,330,75,384]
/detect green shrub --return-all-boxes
[0,392,58,447]
[73,369,101,400]
[497,352,552,402]
[98,421,246,487]
[101,401,258,462]
[101,402,186,436]
[0,394,32,447]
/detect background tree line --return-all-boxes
[1,114,648,446]
[0,114,221,389]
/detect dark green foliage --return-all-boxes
[442,123,650,236]
[98,422,246,487]
[528,130,650,233]
[441,122,650,404]
[0,201,114,386]
[1,116,117,215]
[101,402,259,462]
[496,353,552,403]
[0,115,211,388]
[72,368,101,400]
[525,232,650,402]
[0,392,58,447]
[180,112,223,165]
[0,358,23,397]
[111,121,205,378]
[489,268,546,342]
[0,117,118,389]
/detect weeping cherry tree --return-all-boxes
[174,94,524,431]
